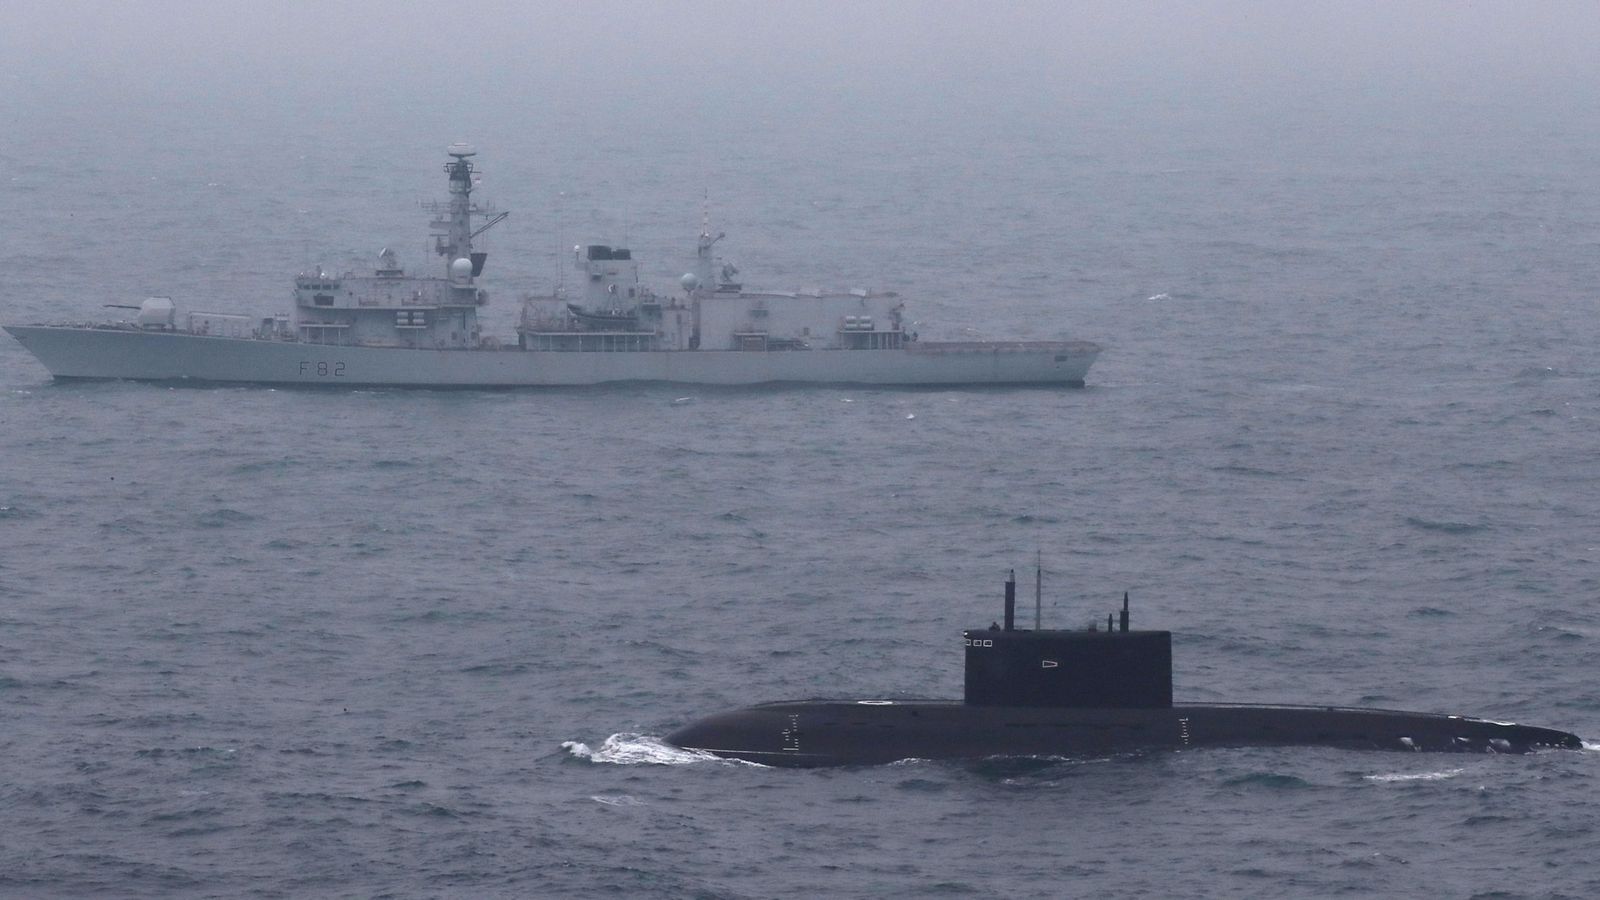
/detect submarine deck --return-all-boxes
[667,699,1582,767]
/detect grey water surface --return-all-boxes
[4,4,1600,897]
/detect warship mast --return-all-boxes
[441,143,476,272]
[431,143,506,281]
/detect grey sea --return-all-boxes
[4,7,1600,898]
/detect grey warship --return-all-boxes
[667,570,1582,766]
[3,145,1101,387]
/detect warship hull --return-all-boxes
[3,325,1100,387]
[667,699,1584,767]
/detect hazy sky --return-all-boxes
[5,1,1598,107]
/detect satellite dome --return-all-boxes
[447,142,476,158]
[680,273,701,292]
[451,257,473,282]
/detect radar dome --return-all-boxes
[451,257,473,282]
[447,142,476,158]
[680,273,701,292]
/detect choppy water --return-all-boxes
[4,55,1600,899]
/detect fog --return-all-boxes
[3,0,1598,309]
[5,1,1598,110]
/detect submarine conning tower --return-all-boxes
[964,571,1172,709]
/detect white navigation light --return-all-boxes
[451,257,473,283]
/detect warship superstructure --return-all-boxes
[668,570,1582,766]
[3,146,1101,387]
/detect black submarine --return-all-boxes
[667,571,1583,766]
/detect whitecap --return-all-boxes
[590,794,645,806]
[1364,767,1464,783]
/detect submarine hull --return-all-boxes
[667,700,1583,767]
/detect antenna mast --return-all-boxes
[1035,549,1043,630]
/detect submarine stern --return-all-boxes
[1168,704,1584,754]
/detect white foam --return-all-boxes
[1581,740,1600,753]
[562,733,726,766]
[590,794,645,807]
[1364,767,1465,783]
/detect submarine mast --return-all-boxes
[1035,550,1043,630]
